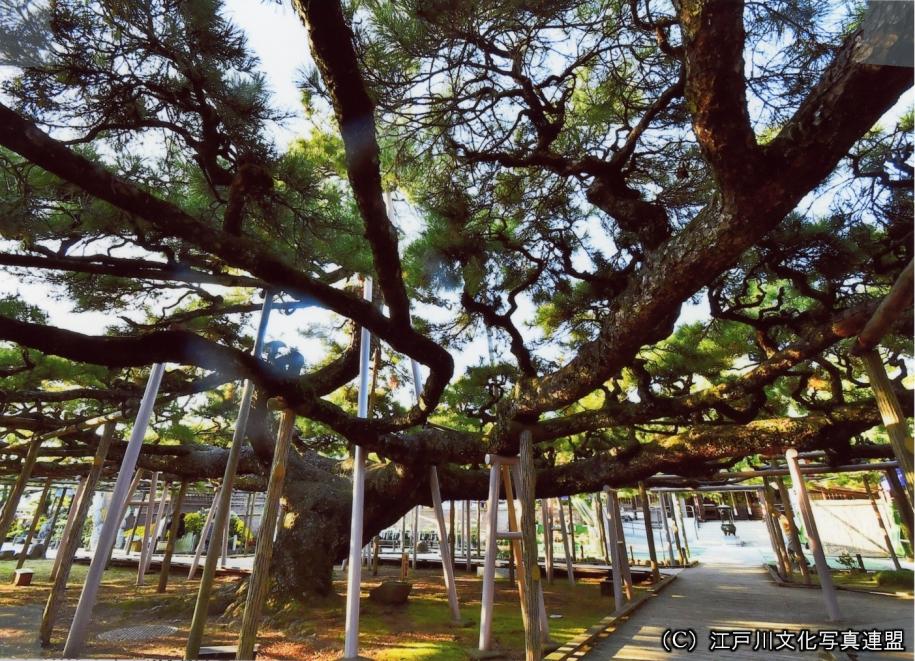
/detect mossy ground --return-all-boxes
[0,559,624,659]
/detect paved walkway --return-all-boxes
[584,530,912,660]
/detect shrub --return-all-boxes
[184,511,205,536]
[875,569,914,589]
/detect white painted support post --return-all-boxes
[556,498,575,585]
[430,466,462,622]
[187,486,220,580]
[478,461,501,651]
[186,294,274,660]
[601,492,624,611]
[465,499,472,571]
[411,506,419,569]
[63,363,166,657]
[343,278,373,660]
[136,472,160,585]
[785,449,841,621]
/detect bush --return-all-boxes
[875,569,914,589]
[183,511,205,536]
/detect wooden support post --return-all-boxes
[658,493,674,565]
[786,449,841,621]
[758,487,788,577]
[0,437,44,545]
[860,349,914,505]
[142,480,170,580]
[371,537,380,576]
[62,368,164,657]
[601,491,624,611]
[729,491,738,517]
[187,486,220,580]
[478,461,502,651]
[501,464,531,639]
[594,495,609,563]
[220,498,231,569]
[137,471,160,586]
[16,478,52,569]
[186,294,273,660]
[516,431,541,661]
[607,489,632,600]
[744,491,753,518]
[50,478,87,584]
[236,410,295,660]
[761,480,791,577]
[43,487,68,558]
[40,423,115,647]
[158,481,189,592]
[556,498,575,585]
[243,492,255,553]
[541,499,553,584]
[775,477,811,583]
[884,468,914,553]
[638,483,660,582]
[863,476,902,571]
[666,494,685,564]
[673,495,689,557]
[429,466,461,622]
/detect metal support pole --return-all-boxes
[465,499,472,571]
[411,506,419,569]
[63,363,165,657]
[567,498,576,563]
[478,462,501,651]
[785,449,841,621]
[342,279,372,660]
[186,294,274,660]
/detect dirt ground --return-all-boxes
[0,559,628,659]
